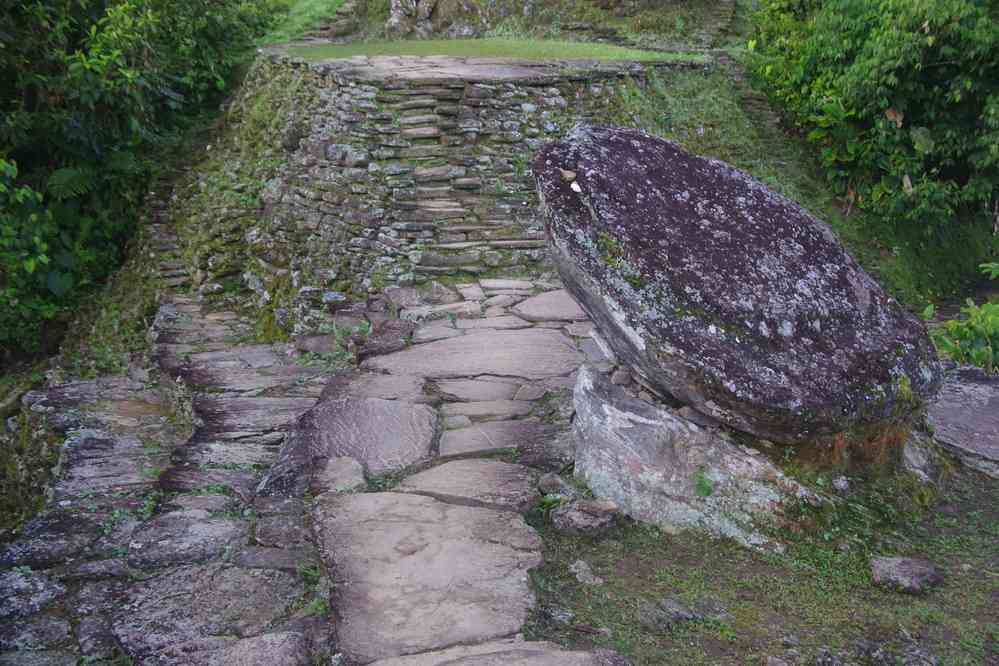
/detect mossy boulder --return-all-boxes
[534,125,941,448]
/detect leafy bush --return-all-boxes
[0,0,282,359]
[925,263,999,372]
[751,0,999,295]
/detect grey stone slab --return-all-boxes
[349,373,429,403]
[441,400,534,421]
[313,493,541,663]
[362,329,583,380]
[397,459,538,511]
[0,651,77,666]
[209,632,310,666]
[412,324,463,344]
[127,509,246,568]
[367,639,629,665]
[513,289,588,322]
[0,615,71,652]
[52,429,168,500]
[0,571,66,620]
[925,366,999,478]
[194,396,317,433]
[456,315,532,330]
[112,563,303,662]
[440,419,558,457]
[434,379,518,402]
[480,279,534,290]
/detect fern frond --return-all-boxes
[47,166,98,200]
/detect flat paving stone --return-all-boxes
[434,379,519,402]
[368,638,628,665]
[456,315,532,330]
[440,419,558,457]
[112,563,302,663]
[127,509,245,568]
[52,429,168,499]
[314,493,541,663]
[396,459,538,511]
[267,395,438,492]
[513,289,587,322]
[348,373,429,403]
[441,400,534,421]
[362,329,582,380]
[926,366,999,478]
[412,324,464,344]
[480,279,534,291]
[193,396,316,433]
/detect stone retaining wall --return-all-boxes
[187,54,702,336]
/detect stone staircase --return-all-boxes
[0,160,628,664]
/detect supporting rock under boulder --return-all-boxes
[534,125,941,455]
[572,365,812,551]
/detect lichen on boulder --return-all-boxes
[534,125,941,459]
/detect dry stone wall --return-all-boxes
[199,54,700,336]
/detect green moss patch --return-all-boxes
[526,470,999,665]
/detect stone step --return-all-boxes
[395,459,537,512]
[362,328,582,380]
[439,419,558,458]
[313,492,541,663]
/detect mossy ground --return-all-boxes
[525,469,998,665]
[288,38,692,61]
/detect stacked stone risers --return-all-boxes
[0,183,332,663]
[308,0,360,40]
[240,56,699,325]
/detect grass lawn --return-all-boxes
[287,38,693,61]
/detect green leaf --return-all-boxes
[910,127,935,155]
[46,270,73,297]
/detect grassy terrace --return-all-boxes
[287,38,694,61]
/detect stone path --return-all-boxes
[0,171,620,662]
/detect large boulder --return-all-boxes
[534,125,941,452]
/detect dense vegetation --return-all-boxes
[0,0,283,361]
[750,0,999,300]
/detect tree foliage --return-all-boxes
[0,0,282,357]
[751,0,999,294]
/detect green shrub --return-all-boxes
[925,263,999,372]
[751,0,999,296]
[0,0,282,359]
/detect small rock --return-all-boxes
[832,476,850,492]
[870,556,942,594]
[540,606,576,626]
[637,597,699,633]
[813,648,849,665]
[766,658,791,666]
[537,473,580,500]
[550,499,618,536]
[569,559,604,586]
[609,369,631,386]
